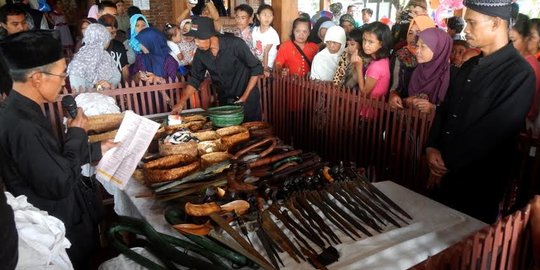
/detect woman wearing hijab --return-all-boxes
[68,23,121,91]
[403,27,452,113]
[124,14,149,64]
[339,14,356,36]
[308,16,332,45]
[131,27,178,84]
[314,20,336,51]
[388,15,435,110]
[310,25,346,81]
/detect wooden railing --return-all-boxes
[410,196,537,270]
[41,75,538,201]
[33,75,540,269]
[259,75,435,192]
[43,79,204,141]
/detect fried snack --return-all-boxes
[142,154,197,170]
[88,129,117,143]
[185,202,221,216]
[187,121,205,132]
[201,152,231,168]
[86,113,124,133]
[197,139,225,155]
[165,120,206,133]
[183,114,207,123]
[144,161,200,183]
[159,140,198,157]
[216,125,248,137]
[221,130,250,149]
[242,121,273,137]
[193,130,221,141]
[241,121,270,130]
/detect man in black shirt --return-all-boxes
[98,14,129,83]
[0,50,17,270]
[0,30,117,269]
[426,0,534,223]
[172,16,263,121]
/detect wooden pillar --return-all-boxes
[272,0,298,42]
[172,0,187,24]
[320,0,331,11]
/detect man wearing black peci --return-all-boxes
[0,30,117,269]
[426,0,535,223]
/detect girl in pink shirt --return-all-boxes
[352,22,392,117]
[351,22,392,98]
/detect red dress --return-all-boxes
[274,40,318,77]
[274,40,318,111]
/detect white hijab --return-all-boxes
[310,26,346,81]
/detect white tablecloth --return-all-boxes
[114,180,487,270]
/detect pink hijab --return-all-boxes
[408,28,452,104]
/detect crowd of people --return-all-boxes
[1,0,540,269]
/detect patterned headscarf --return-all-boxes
[129,14,149,54]
[67,24,119,85]
[406,15,435,54]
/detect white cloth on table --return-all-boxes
[75,93,121,116]
[72,93,121,176]
[116,180,487,270]
[5,192,73,270]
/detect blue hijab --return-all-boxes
[136,27,170,77]
[129,14,149,54]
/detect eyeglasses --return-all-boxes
[41,71,68,79]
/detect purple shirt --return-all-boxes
[131,54,179,81]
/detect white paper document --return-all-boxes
[132,0,150,10]
[96,110,159,190]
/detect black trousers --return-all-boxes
[430,160,510,224]
[219,87,262,122]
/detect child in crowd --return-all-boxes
[530,19,540,61]
[74,17,97,53]
[232,4,257,55]
[352,22,392,98]
[163,23,182,64]
[252,4,280,76]
[51,2,74,57]
[353,22,392,118]
[177,19,197,68]
[333,28,367,87]
[450,39,468,67]
[310,25,346,81]
[125,14,149,64]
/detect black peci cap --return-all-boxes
[0,30,63,70]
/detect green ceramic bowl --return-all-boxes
[208,105,244,127]
[207,105,244,116]
[209,113,244,127]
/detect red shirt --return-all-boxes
[274,40,318,77]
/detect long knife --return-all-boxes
[351,169,413,220]
[268,205,318,254]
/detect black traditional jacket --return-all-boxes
[0,90,101,245]
[426,43,534,172]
